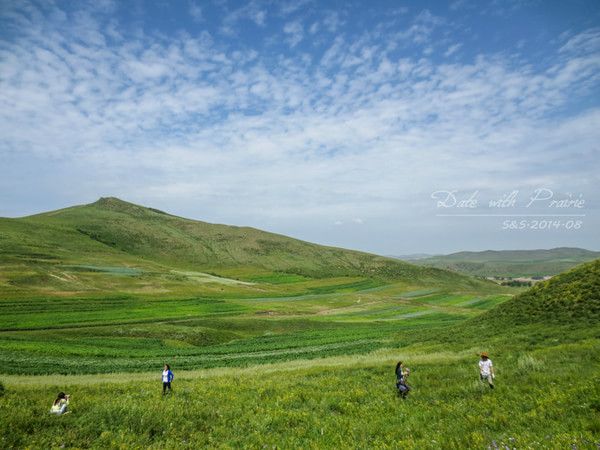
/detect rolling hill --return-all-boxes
[482,259,600,324]
[0,197,489,298]
[400,247,600,278]
[1,201,598,448]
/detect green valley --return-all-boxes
[0,199,598,448]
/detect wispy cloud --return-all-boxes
[279,0,313,17]
[444,43,462,57]
[0,1,599,253]
[220,0,267,35]
[189,1,203,22]
[283,20,304,47]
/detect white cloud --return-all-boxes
[279,0,313,17]
[189,2,203,22]
[283,20,304,47]
[322,11,342,33]
[0,2,599,253]
[444,43,462,57]
[252,10,267,26]
[403,9,445,45]
[559,27,600,56]
[220,0,267,35]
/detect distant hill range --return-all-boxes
[0,197,487,297]
[393,248,600,278]
[482,259,600,324]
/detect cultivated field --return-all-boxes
[0,279,507,375]
[1,272,599,448]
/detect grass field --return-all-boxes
[0,200,598,448]
[0,268,529,449]
[1,324,599,449]
[1,267,599,448]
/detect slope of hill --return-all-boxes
[481,259,600,324]
[1,206,597,448]
[401,248,600,277]
[0,197,491,298]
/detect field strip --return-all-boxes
[0,312,245,332]
[238,292,360,303]
[397,289,440,298]
[316,301,380,315]
[236,282,402,303]
[4,347,476,387]
[390,297,478,315]
[171,270,255,285]
[382,310,436,320]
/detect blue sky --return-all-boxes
[1,0,599,255]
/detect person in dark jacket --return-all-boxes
[395,361,411,399]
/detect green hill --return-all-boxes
[1,204,597,448]
[0,197,488,298]
[482,259,600,324]
[403,247,600,278]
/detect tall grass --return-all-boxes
[1,338,598,449]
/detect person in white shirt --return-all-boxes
[162,364,174,395]
[479,352,495,389]
[50,392,70,415]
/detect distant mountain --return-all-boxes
[482,259,600,324]
[0,197,488,297]
[389,253,436,261]
[406,248,600,278]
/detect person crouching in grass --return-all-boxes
[479,352,495,389]
[50,392,70,415]
[162,364,174,395]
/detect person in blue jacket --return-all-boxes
[162,364,174,395]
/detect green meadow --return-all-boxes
[0,281,509,375]
[2,331,599,450]
[1,268,598,449]
[0,199,598,448]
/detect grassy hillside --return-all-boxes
[0,197,510,378]
[403,247,600,278]
[0,197,491,298]
[2,199,598,448]
[482,259,600,325]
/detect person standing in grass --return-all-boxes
[479,352,495,389]
[50,392,70,415]
[395,361,411,398]
[162,364,174,395]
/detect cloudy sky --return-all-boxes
[1,0,599,255]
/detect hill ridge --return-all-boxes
[0,197,493,297]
